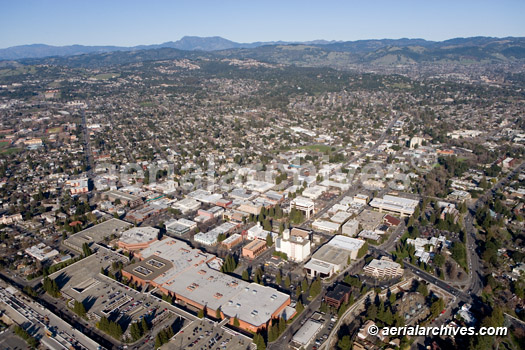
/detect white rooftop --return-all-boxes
[119,227,159,245]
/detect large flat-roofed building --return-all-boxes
[126,203,166,223]
[63,218,131,252]
[242,239,267,259]
[118,227,159,251]
[165,218,197,237]
[66,178,89,195]
[290,196,315,219]
[363,257,404,279]
[172,197,201,213]
[369,195,419,216]
[291,319,323,347]
[246,222,278,242]
[275,228,311,262]
[304,235,365,279]
[165,219,189,236]
[194,221,239,246]
[302,185,327,200]
[122,237,292,332]
[342,219,359,237]
[105,190,143,208]
[312,220,340,234]
[25,243,59,261]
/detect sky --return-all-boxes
[1,0,524,48]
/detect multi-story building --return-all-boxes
[118,227,159,251]
[369,195,418,216]
[290,196,315,219]
[363,257,404,279]
[242,239,267,259]
[275,228,311,262]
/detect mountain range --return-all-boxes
[1,36,524,69]
[0,36,343,60]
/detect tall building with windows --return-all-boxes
[275,228,311,262]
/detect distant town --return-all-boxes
[0,37,524,350]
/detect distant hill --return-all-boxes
[0,36,323,60]
[3,36,525,68]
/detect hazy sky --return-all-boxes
[1,0,524,48]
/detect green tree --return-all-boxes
[417,282,429,297]
[254,333,266,350]
[73,300,86,318]
[284,275,291,289]
[337,335,352,350]
[242,269,250,281]
[309,278,322,298]
[266,232,274,247]
[81,242,92,257]
[296,300,304,314]
[233,316,240,327]
[357,242,369,258]
[197,309,205,319]
[301,279,308,293]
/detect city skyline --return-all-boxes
[1,0,524,49]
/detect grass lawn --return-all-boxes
[298,144,332,153]
[0,147,21,155]
[47,127,62,134]
[93,73,119,80]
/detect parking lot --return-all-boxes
[167,318,253,350]
[49,246,193,344]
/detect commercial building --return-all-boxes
[312,220,340,234]
[165,219,190,236]
[194,222,239,246]
[118,227,159,251]
[358,230,381,242]
[363,257,404,279]
[324,284,352,309]
[302,185,327,200]
[369,195,419,216]
[242,239,267,259]
[187,189,222,204]
[221,233,243,250]
[25,243,59,261]
[236,202,262,216]
[105,190,143,208]
[173,197,201,213]
[122,237,292,332]
[304,235,365,279]
[330,211,352,224]
[291,319,323,348]
[126,203,166,223]
[63,218,131,252]
[66,178,89,195]
[246,222,278,242]
[290,196,314,219]
[275,228,311,262]
[342,219,359,237]
[353,194,369,205]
